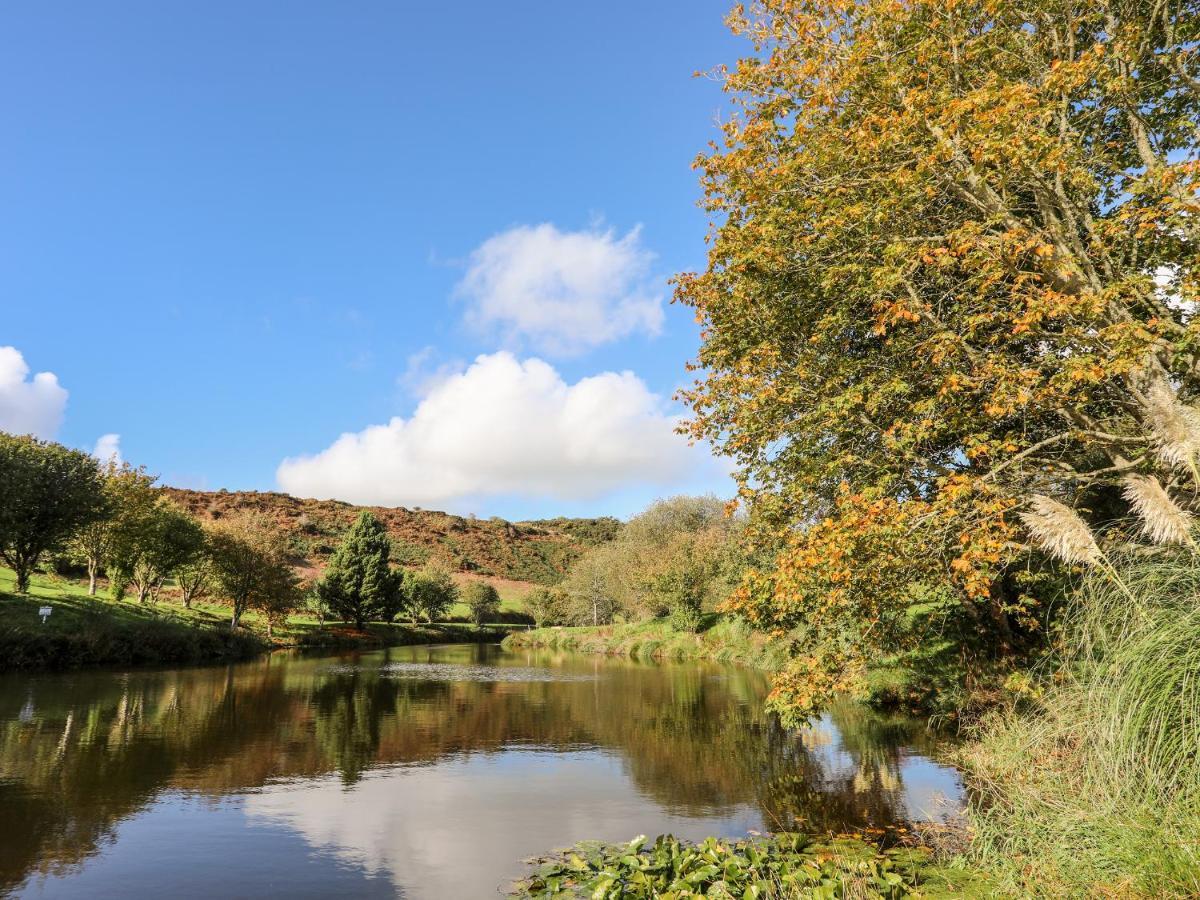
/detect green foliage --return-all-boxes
[70,460,157,596]
[405,562,459,623]
[302,585,330,625]
[963,551,1200,896]
[512,832,958,899]
[561,496,744,626]
[175,547,215,609]
[121,501,206,604]
[524,516,623,547]
[389,539,430,566]
[0,433,105,593]
[461,580,500,626]
[317,511,406,629]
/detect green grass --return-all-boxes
[960,551,1200,897]
[502,615,791,671]
[0,567,266,670]
[0,567,515,671]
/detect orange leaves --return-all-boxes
[675,0,1199,722]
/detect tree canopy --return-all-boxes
[677,0,1200,719]
[0,433,105,593]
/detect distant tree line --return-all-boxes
[523,496,746,632]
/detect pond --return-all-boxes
[0,644,964,898]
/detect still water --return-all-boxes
[0,644,963,899]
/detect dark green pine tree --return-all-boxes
[317,511,405,630]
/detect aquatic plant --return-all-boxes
[511,832,983,899]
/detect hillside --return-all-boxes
[161,488,620,585]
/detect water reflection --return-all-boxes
[0,645,962,898]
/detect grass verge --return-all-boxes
[502,615,791,671]
[0,567,514,671]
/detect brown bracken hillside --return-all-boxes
[161,488,620,585]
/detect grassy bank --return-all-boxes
[0,568,266,670]
[502,616,791,671]
[0,568,515,672]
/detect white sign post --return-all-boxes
[38,606,52,624]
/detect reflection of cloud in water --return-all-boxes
[324,662,599,683]
[244,750,761,900]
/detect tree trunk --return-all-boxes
[15,565,30,595]
[87,560,98,596]
[230,603,243,630]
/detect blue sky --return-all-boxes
[0,1,743,519]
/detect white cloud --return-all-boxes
[456,223,664,355]
[277,351,713,510]
[92,433,122,466]
[0,346,68,439]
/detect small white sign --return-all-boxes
[38,606,52,624]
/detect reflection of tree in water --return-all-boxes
[0,647,955,892]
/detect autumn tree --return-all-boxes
[209,513,296,630]
[462,581,501,626]
[316,511,405,630]
[677,0,1200,720]
[0,433,105,593]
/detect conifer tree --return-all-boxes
[317,511,405,629]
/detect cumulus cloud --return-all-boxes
[277,351,712,510]
[92,433,122,466]
[456,223,664,355]
[0,346,68,439]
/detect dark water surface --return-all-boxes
[0,645,963,898]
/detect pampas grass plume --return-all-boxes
[1121,474,1195,547]
[1145,382,1200,475]
[1019,495,1102,566]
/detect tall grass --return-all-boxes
[962,551,1200,896]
